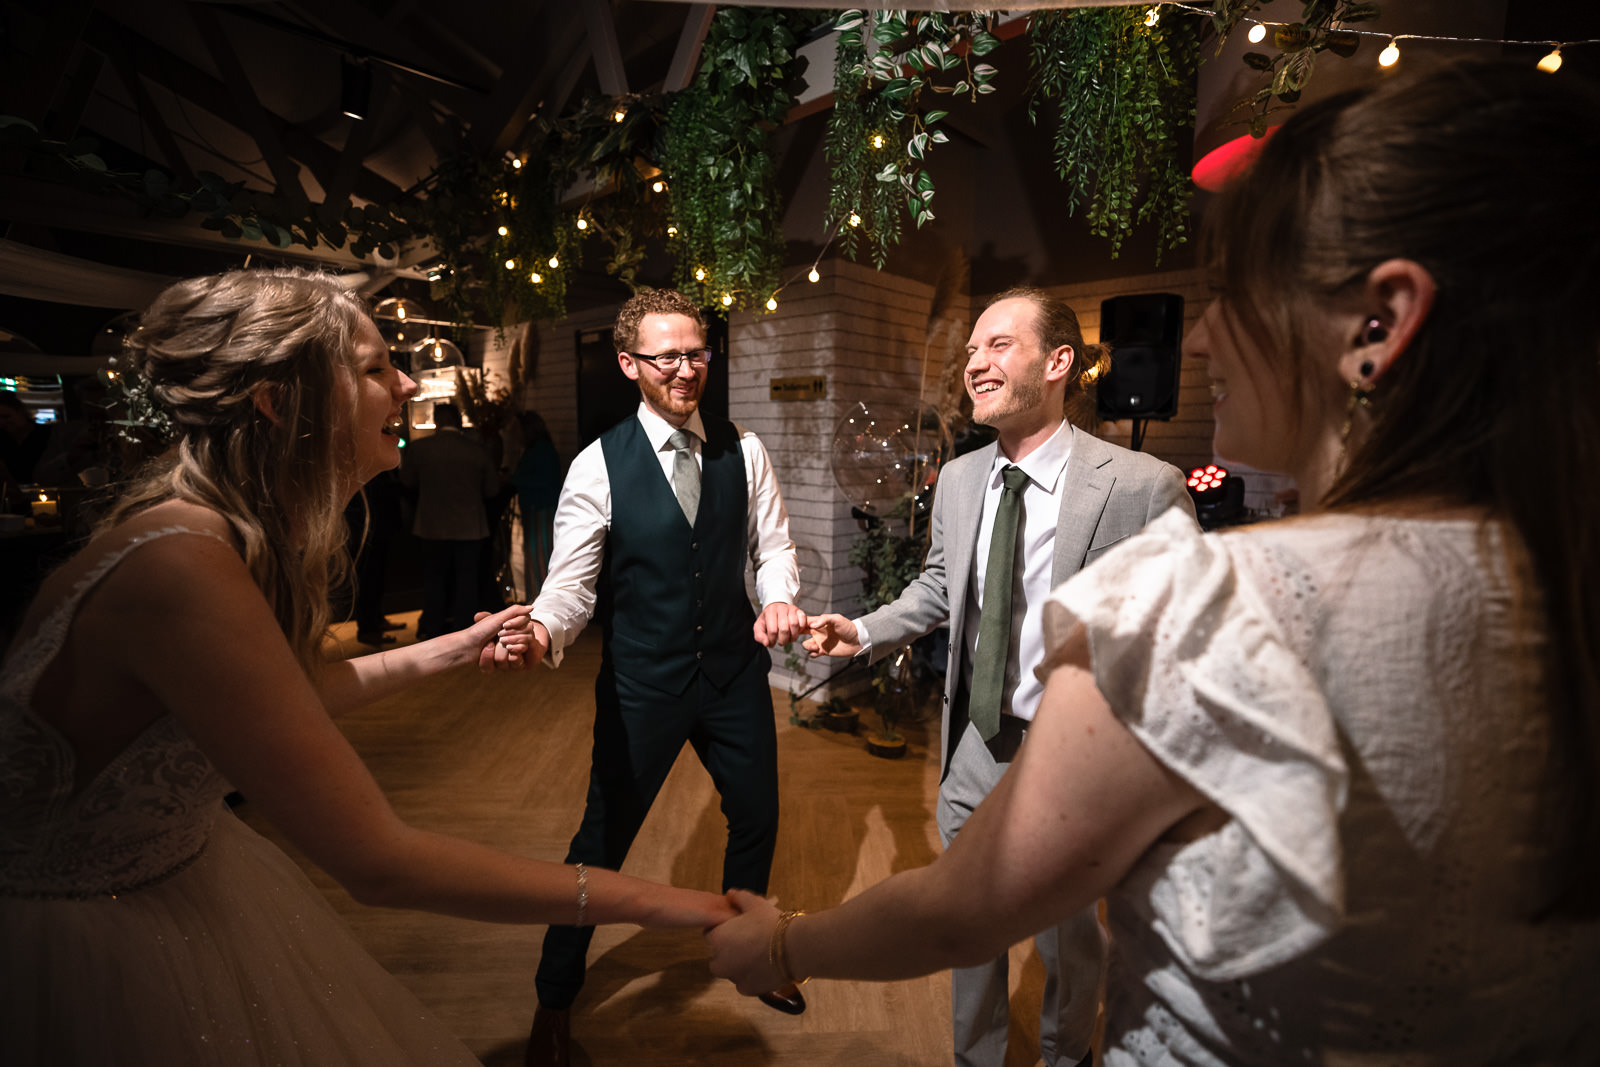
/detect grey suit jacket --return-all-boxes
[400,428,499,541]
[858,424,1196,775]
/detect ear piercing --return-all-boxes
[1359,317,1387,346]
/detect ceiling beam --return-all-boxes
[187,4,307,204]
[483,8,588,155]
[107,50,195,185]
[3,0,96,129]
[583,0,630,98]
[664,5,715,93]
[80,14,405,207]
[0,175,367,270]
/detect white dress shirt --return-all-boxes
[857,419,1073,722]
[530,402,799,666]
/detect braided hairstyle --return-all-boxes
[102,268,370,672]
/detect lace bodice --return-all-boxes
[0,528,232,898]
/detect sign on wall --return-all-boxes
[769,376,826,402]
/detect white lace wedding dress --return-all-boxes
[0,528,481,1065]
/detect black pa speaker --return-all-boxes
[1096,293,1184,421]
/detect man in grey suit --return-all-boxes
[804,288,1195,1067]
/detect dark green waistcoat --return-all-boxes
[598,414,760,694]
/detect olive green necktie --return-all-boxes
[968,465,1028,741]
[668,428,699,524]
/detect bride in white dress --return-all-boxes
[705,61,1600,1064]
[0,268,732,1064]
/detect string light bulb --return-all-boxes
[667,225,678,236]
[848,213,861,227]
[613,109,625,123]
[511,158,522,169]
[721,293,733,307]
[872,134,884,149]
[652,180,666,193]
[395,305,407,320]
[504,258,517,270]
[808,267,820,283]
[576,217,588,231]
[1378,38,1401,67]
[766,296,778,311]
[1538,45,1563,73]
[1247,23,1267,44]
[497,225,509,236]
[530,271,542,283]
[1144,6,1160,27]
[695,267,706,281]
[548,255,559,268]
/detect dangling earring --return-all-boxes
[1335,363,1375,479]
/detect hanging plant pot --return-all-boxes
[866,732,907,759]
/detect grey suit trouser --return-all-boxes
[937,719,1105,1067]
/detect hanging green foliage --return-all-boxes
[1211,0,1381,133]
[661,6,815,310]
[1027,6,1200,260]
[826,9,998,268]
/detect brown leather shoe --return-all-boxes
[524,1006,570,1067]
[757,983,807,1015]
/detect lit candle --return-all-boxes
[31,492,57,519]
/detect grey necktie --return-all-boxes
[668,428,699,524]
[968,465,1028,742]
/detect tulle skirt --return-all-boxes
[2,808,480,1066]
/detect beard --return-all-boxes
[970,357,1047,428]
[638,369,703,420]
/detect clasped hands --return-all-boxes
[474,605,869,672]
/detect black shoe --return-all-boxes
[355,631,397,646]
[524,1006,570,1067]
[758,985,807,1015]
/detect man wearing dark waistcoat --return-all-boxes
[517,289,808,1067]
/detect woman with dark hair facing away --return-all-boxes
[707,61,1600,1064]
[0,268,732,1064]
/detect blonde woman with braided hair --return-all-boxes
[0,268,732,1065]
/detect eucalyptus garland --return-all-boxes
[1027,7,1200,260]
[661,6,816,310]
[826,9,998,269]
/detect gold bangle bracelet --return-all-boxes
[574,863,589,927]
[769,909,808,986]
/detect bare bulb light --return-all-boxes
[548,255,559,268]
[1538,46,1563,73]
[530,271,542,283]
[498,225,509,236]
[1247,23,1266,44]
[808,267,820,283]
[511,158,522,169]
[695,267,706,281]
[1144,6,1160,27]
[848,213,861,227]
[576,217,588,230]
[613,110,625,123]
[765,297,778,311]
[872,134,884,149]
[652,180,666,193]
[667,225,678,236]
[505,258,517,270]
[1379,39,1400,67]
[721,293,733,307]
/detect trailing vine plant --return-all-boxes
[661,6,816,310]
[1210,0,1381,133]
[1027,6,1200,260]
[827,9,999,269]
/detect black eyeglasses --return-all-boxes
[624,349,713,371]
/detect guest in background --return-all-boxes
[707,61,1600,1065]
[346,468,405,647]
[400,401,497,639]
[511,410,561,599]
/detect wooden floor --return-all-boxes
[238,611,1052,1067]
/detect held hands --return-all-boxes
[754,601,809,648]
[704,889,787,995]
[801,614,863,659]
[473,607,549,671]
[449,604,535,671]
